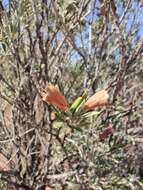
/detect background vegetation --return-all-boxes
[0,0,143,189]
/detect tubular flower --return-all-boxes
[83,90,109,110]
[99,124,113,141]
[42,84,68,111]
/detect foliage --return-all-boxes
[0,0,143,189]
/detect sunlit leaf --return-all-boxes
[53,121,63,129]
[81,110,101,118]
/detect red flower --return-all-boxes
[99,124,113,141]
[42,84,68,111]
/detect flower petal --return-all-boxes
[99,124,113,141]
[83,90,109,110]
[41,84,68,111]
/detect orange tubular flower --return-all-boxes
[83,90,109,110]
[42,84,68,111]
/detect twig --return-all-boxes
[46,170,76,179]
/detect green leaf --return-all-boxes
[69,92,87,114]
[136,180,143,188]
[81,111,101,118]
[53,121,63,129]
[70,97,83,112]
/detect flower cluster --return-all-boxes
[41,83,109,111]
